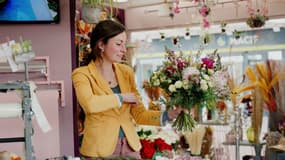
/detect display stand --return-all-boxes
[0,62,36,160]
[235,108,241,160]
[223,141,265,160]
[222,107,265,160]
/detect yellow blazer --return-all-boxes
[72,61,162,157]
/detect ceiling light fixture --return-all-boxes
[184,28,191,40]
[114,0,128,3]
[273,26,280,32]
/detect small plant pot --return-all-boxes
[81,4,102,24]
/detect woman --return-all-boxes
[72,20,182,159]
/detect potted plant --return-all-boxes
[246,10,268,28]
[81,0,113,24]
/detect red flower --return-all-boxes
[140,138,173,158]
[164,66,176,76]
[140,139,156,159]
[154,138,173,151]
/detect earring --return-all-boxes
[101,48,104,53]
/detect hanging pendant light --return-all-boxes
[114,0,128,3]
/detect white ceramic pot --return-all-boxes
[81,4,102,24]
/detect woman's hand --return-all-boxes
[167,107,186,120]
[120,93,138,104]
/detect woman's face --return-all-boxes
[102,31,127,63]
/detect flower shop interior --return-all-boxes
[0,0,285,159]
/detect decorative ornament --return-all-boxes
[233,30,244,40]
[173,0,180,14]
[220,21,227,33]
[169,12,175,19]
[201,32,211,45]
[185,28,191,40]
[160,32,166,41]
[172,36,180,46]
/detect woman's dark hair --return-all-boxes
[87,20,126,64]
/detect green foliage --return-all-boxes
[246,14,268,28]
[137,129,152,138]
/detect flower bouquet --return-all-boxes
[137,126,178,159]
[150,47,230,131]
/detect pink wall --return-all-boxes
[0,0,75,158]
[0,91,60,159]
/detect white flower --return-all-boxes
[28,46,32,51]
[23,47,28,53]
[153,79,160,86]
[150,129,180,145]
[155,156,170,160]
[168,84,176,92]
[182,80,190,89]
[208,69,214,75]
[207,81,213,87]
[11,44,23,54]
[200,80,208,91]
[174,80,183,89]
[201,84,208,91]
[160,76,166,82]
[151,75,157,80]
[200,79,207,85]
[202,74,210,80]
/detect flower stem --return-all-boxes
[172,111,196,131]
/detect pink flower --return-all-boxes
[182,67,200,80]
[203,18,210,28]
[174,6,180,14]
[177,59,186,71]
[201,57,214,69]
[199,6,210,17]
